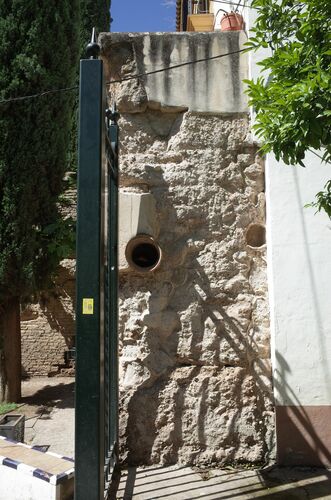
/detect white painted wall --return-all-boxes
[0,465,57,500]
[247,6,331,407]
[266,153,331,406]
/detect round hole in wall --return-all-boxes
[245,223,266,248]
[125,235,162,272]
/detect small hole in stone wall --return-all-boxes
[126,235,162,272]
[246,224,266,248]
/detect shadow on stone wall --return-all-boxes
[118,146,273,466]
[21,259,75,376]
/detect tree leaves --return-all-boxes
[0,1,80,301]
[246,0,331,214]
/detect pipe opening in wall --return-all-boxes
[126,235,162,272]
[246,224,266,248]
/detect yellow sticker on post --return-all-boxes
[82,298,94,315]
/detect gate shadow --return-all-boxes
[109,464,331,499]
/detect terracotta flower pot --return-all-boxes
[220,12,245,31]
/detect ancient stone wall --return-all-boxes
[21,179,76,377]
[101,31,274,466]
[21,259,75,377]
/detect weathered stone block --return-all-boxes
[106,64,273,464]
[100,31,248,114]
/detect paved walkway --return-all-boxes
[112,465,331,499]
[20,377,74,458]
[7,378,331,499]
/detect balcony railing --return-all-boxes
[188,0,210,15]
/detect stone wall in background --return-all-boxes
[21,259,75,377]
[101,31,274,466]
[21,180,76,377]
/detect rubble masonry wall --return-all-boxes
[101,31,274,465]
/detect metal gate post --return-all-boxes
[75,32,119,500]
[75,51,106,500]
[108,112,119,458]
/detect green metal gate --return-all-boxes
[75,35,119,500]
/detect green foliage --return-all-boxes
[81,0,111,51]
[305,180,331,218]
[245,0,331,165]
[42,217,76,264]
[0,1,80,302]
[245,0,331,213]
[67,0,111,184]
[0,402,17,415]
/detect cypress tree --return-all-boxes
[81,0,111,45]
[67,0,111,174]
[0,1,80,401]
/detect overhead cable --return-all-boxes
[0,85,78,105]
[0,48,245,106]
[108,48,245,84]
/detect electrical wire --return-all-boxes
[0,85,79,105]
[240,0,247,15]
[108,48,245,84]
[0,48,246,106]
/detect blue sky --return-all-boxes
[111,0,177,33]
